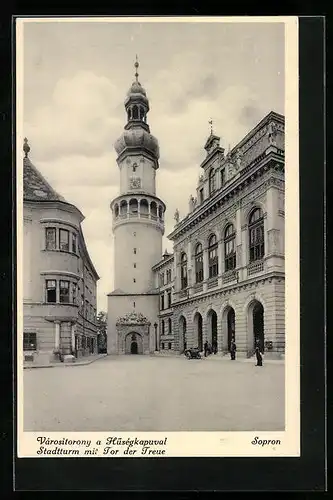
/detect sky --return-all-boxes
[22,19,285,312]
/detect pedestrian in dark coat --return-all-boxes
[255,338,263,366]
[230,339,236,360]
[204,341,208,357]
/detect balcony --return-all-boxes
[193,282,204,294]
[222,270,238,284]
[207,277,218,290]
[247,260,264,276]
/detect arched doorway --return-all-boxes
[246,299,265,354]
[227,308,235,351]
[207,309,218,353]
[125,332,143,354]
[253,301,264,351]
[194,312,203,351]
[131,341,138,354]
[179,316,187,352]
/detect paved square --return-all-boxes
[23,355,285,432]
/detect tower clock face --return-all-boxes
[130,177,141,189]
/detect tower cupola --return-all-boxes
[114,56,160,163]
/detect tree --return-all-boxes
[97,311,107,353]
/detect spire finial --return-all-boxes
[23,137,30,158]
[208,118,213,135]
[134,54,139,82]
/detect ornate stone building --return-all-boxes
[167,112,285,359]
[107,61,285,360]
[23,140,100,365]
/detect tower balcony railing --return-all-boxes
[113,210,165,229]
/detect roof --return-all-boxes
[23,157,68,203]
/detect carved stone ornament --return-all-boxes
[116,312,150,325]
[130,177,142,189]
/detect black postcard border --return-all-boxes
[1,13,326,493]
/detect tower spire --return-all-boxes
[134,54,139,82]
[209,118,213,136]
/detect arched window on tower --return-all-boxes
[127,109,131,121]
[209,168,216,196]
[208,234,219,278]
[132,105,139,119]
[249,208,265,262]
[139,106,145,120]
[195,243,204,283]
[180,253,188,290]
[224,224,236,271]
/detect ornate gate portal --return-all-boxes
[116,312,152,355]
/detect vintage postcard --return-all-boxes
[16,16,299,458]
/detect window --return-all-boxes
[168,342,172,350]
[166,269,172,283]
[46,280,56,303]
[160,295,164,310]
[167,291,172,308]
[249,208,265,262]
[132,164,137,173]
[208,234,219,278]
[224,224,236,271]
[133,263,136,268]
[59,280,70,303]
[161,320,165,335]
[168,317,172,334]
[162,342,165,350]
[72,282,77,304]
[72,233,77,254]
[133,301,136,308]
[159,272,164,286]
[59,229,69,251]
[23,332,37,351]
[199,188,204,204]
[133,278,136,283]
[209,169,216,195]
[195,243,204,283]
[220,168,225,187]
[180,253,188,289]
[133,231,136,236]
[134,248,137,254]
[45,228,56,250]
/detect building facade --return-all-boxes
[152,251,175,352]
[107,63,285,360]
[107,60,164,355]
[23,139,100,365]
[167,112,285,359]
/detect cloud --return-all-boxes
[24,71,124,161]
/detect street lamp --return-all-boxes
[154,322,158,351]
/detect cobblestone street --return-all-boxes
[23,355,285,432]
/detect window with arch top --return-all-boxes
[168,317,172,334]
[209,168,216,196]
[180,252,188,289]
[132,105,139,119]
[224,224,236,271]
[195,243,204,283]
[208,234,219,278]
[249,207,265,262]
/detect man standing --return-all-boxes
[204,340,208,357]
[230,338,236,360]
[255,337,263,367]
